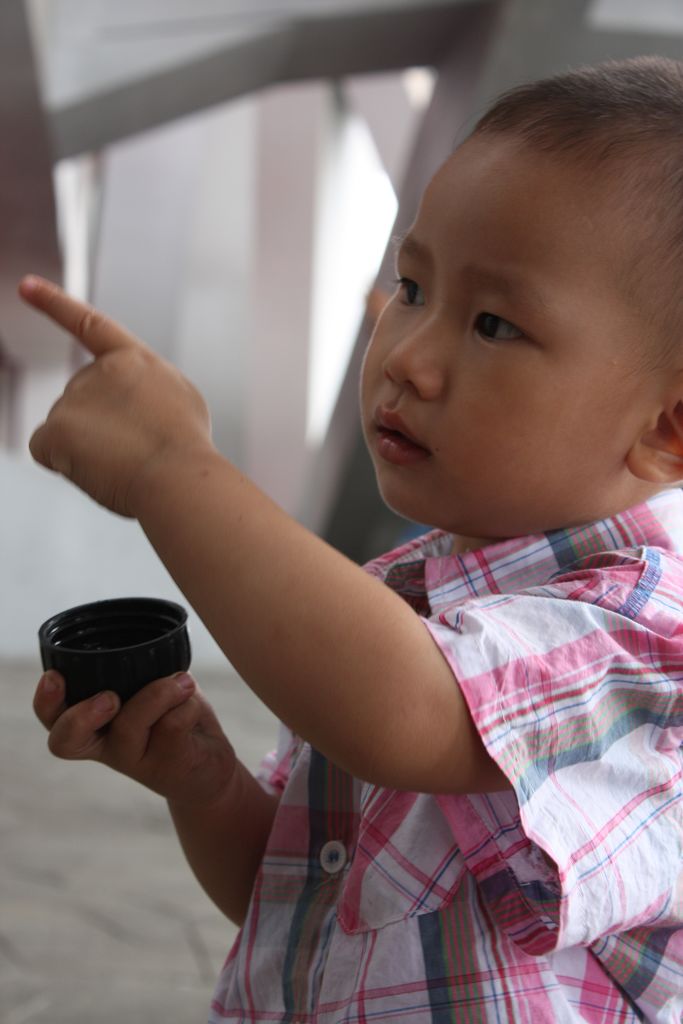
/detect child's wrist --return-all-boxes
[166,758,274,836]
[167,754,243,817]
[128,441,223,520]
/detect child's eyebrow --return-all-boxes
[462,263,552,313]
[392,232,432,266]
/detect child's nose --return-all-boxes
[382,330,446,401]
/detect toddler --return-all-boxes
[24,56,683,1022]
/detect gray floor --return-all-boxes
[1,660,279,1023]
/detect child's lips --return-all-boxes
[373,409,431,464]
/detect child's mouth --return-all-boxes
[375,426,431,465]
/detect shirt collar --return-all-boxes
[365,489,683,614]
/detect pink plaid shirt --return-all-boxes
[210,491,683,1022]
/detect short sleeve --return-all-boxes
[425,566,683,952]
[255,722,298,796]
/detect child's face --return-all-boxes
[360,133,665,540]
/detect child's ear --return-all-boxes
[627,398,683,484]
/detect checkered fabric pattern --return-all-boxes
[210,490,683,1022]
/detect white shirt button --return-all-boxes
[320,839,347,874]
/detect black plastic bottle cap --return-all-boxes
[38,597,191,706]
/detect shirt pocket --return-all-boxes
[337,786,469,934]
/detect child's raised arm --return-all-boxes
[20,277,506,795]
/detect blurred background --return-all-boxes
[2,1,683,1021]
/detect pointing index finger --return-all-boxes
[18,275,142,358]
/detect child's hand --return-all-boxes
[33,671,238,809]
[19,276,212,518]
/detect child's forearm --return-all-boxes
[136,448,506,795]
[168,759,279,925]
[19,278,504,795]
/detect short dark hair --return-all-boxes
[470,56,683,369]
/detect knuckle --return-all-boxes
[64,364,92,395]
[28,430,44,465]
[156,699,197,737]
[147,675,180,701]
[75,308,101,341]
[100,346,142,384]
[46,730,72,760]
[29,404,77,478]
[114,677,178,726]
[46,711,92,761]
[51,451,73,480]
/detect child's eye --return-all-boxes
[395,277,425,307]
[475,312,523,341]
